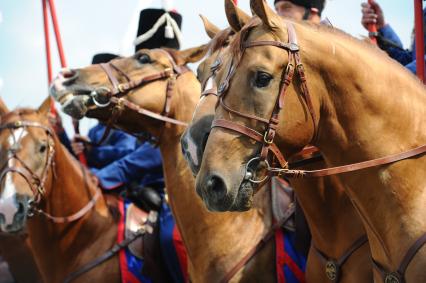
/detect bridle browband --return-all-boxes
[208,21,426,282]
[0,118,101,223]
[88,49,189,145]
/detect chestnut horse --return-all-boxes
[0,98,42,283]
[0,99,121,283]
[49,46,282,282]
[196,0,426,282]
[181,3,371,282]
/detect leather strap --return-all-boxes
[35,188,101,223]
[219,202,295,283]
[110,97,188,127]
[312,235,368,282]
[212,119,288,168]
[63,226,149,283]
[372,232,426,283]
[270,144,426,178]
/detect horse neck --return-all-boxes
[28,138,116,282]
[158,75,273,280]
[298,25,426,263]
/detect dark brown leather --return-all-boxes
[372,232,426,283]
[312,235,368,283]
[212,119,288,168]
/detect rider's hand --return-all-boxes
[361,1,385,31]
[71,134,91,155]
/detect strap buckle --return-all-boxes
[264,130,274,145]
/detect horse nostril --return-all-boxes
[17,202,24,215]
[206,175,227,201]
[61,69,78,85]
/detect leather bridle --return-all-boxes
[0,118,101,223]
[208,21,426,283]
[210,22,426,182]
[87,49,189,145]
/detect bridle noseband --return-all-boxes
[0,118,101,223]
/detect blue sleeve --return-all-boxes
[57,130,75,156]
[94,143,163,190]
[87,130,137,168]
[379,24,413,66]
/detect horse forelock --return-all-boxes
[209,28,234,55]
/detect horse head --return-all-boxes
[181,0,250,176]
[0,98,55,232]
[196,0,322,212]
[50,46,207,139]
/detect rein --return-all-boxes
[89,49,190,145]
[0,119,100,223]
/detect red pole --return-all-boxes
[42,0,58,116]
[41,0,87,165]
[414,0,425,82]
[367,0,377,45]
[42,0,52,83]
[47,0,67,68]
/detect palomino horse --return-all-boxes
[0,99,123,283]
[0,98,42,283]
[196,0,426,282]
[49,46,283,282]
[181,2,371,282]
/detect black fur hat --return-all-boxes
[91,53,118,64]
[134,9,182,52]
[274,0,326,15]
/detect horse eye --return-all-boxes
[39,143,47,153]
[254,72,273,88]
[137,54,151,64]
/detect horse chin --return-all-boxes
[201,181,255,212]
[60,96,90,120]
[0,217,27,234]
[230,181,255,211]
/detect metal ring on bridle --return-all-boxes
[90,87,111,108]
[245,157,271,184]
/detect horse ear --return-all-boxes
[0,98,10,115]
[200,15,220,39]
[37,97,52,116]
[250,0,282,30]
[225,0,251,32]
[166,44,209,65]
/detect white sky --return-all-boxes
[0,0,415,135]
